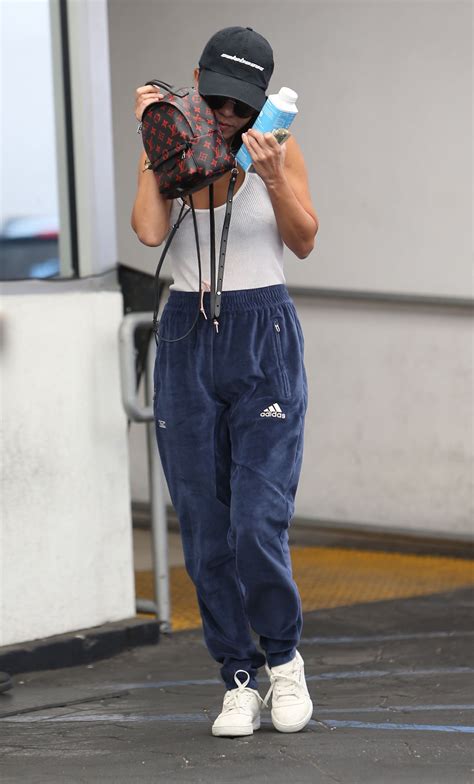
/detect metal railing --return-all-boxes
[118,313,171,633]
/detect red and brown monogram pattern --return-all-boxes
[141,87,235,199]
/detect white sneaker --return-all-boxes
[212,670,263,737]
[263,650,313,733]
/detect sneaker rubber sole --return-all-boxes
[212,715,261,737]
[271,700,314,733]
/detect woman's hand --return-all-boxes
[241,129,288,187]
[135,85,164,122]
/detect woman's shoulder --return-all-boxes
[282,134,319,228]
[284,134,307,170]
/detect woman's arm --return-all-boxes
[130,150,173,247]
[241,130,319,259]
[131,85,173,246]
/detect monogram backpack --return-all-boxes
[139,80,241,338]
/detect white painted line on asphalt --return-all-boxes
[300,631,474,644]
[317,704,474,714]
[5,713,474,733]
[324,720,474,733]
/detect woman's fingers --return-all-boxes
[245,129,280,151]
[135,97,162,121]
[135,84,162,96]
[241,128,286,185]
[134,85,164,121]
[243,129,284,158]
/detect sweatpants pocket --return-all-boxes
[153,322,168,404]
[270,316,291,399]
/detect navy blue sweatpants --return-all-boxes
[153,284,308,690]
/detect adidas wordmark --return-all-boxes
[260,403,286,419]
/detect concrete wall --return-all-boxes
[108,1,473,538]
[0,286,135,646]
[295,297,472,535]
[109,0,472,299]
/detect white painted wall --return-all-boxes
[0,288,135,646]
[296,297,473,536]
[109,0,472,299]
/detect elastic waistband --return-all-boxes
[166,284,292,313]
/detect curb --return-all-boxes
[0,617,159,675]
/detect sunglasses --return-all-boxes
[203,94,257,119]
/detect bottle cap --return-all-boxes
[279,87,298,103]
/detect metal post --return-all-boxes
[145,337,171,633]
[118,312,171,632]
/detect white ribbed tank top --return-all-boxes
[166,170,286,292]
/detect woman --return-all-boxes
[131,26,319,738]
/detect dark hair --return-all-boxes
[196,68,257,157]
[229,115,258,156]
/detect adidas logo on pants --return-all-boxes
[260,403,286,419]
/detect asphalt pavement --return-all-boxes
[1,587,473,784]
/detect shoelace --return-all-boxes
[222,670,265,713]
[262,667,306,709]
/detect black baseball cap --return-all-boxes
[198,26,274,113]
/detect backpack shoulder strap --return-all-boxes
[209,183,216,317]
[152,202,190,334]
[211,167,239,330]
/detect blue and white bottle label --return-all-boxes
[236,101,296,171]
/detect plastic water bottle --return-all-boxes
[235,87,298,171]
